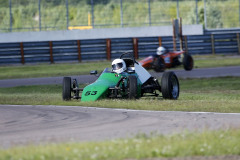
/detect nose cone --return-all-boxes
[81,82,109,102]
[81,72,121,101]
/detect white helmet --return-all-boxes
[156,46,166,55]
[112,59,126,74]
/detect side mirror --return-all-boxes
[90,70,98,75]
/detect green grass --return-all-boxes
[0,55,240,80]
[0,77,240,113]
[0,61,110,79]
[193,55,240,69]
[1,129,240,160]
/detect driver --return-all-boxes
[112,59,127,74]
[156,46,167,56]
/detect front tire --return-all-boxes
[161,72,179,99]
[128,76,137,99]
[62,77,72,101]
[153,57,165,72]
[183,54,194,71]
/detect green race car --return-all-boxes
[62,52,179,102]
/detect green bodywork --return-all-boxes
[81,69,141,102]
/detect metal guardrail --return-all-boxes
[0,30,240,65]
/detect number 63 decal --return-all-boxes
[85,91,97,96]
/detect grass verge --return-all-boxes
[0,61,110,79]
[193,54,240,69]
[0,55,240,79]
[1,129,240,160]
[0,77,240,113]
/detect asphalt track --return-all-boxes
[0,66,240,88]
[1,105,240,148]
[1,66,240,148]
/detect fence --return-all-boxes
[0,29,240,65]
[1,0,240,33]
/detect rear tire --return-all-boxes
[153,57,165,72]
[128,76,137,99]
[62,77,71,101]
[161,72,179,99]
[183,54,194,71]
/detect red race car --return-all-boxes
[139,46,194,72]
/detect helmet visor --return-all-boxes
[112,63,123,70]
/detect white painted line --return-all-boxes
[2,104,240,116]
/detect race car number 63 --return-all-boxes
[85,91,97,96]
